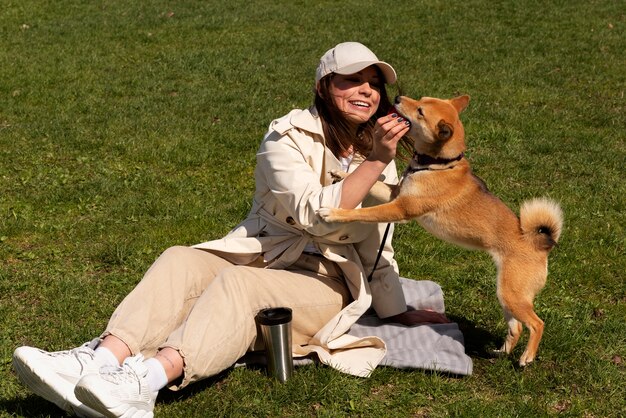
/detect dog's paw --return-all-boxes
[518,350,536,367]
[317,207,333,221]
[317,207,342,222]
[329,169,348,183]
[490,348,507,358]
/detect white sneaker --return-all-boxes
[74,355,158,418]
[12,340,105,417]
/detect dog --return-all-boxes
[319,95,564,366]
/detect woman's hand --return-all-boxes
[368,113,410,164]
[385,308,451,326]
[337,114,410,209]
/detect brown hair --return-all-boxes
[314,70,393,159]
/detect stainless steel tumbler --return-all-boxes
[256,307,293,382]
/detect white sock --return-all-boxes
[144,357,168,392]
[94,347,120,367]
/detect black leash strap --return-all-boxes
[367,222,391,282]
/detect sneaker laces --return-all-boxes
[48,344,96,373]
[100,355,146,385]
[73,346,96,362]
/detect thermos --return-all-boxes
[255,307,293,382]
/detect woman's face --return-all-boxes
[328,65,382,125]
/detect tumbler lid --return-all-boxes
[256,307,292,326]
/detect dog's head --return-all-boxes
[395,95,470,158]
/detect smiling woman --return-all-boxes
[314,42,399,160]
[329,69,382,125]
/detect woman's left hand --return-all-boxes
[385,308,451,326]
[368,114,410,164]
[337,114,409,209]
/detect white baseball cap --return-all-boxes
[315,42,397,84]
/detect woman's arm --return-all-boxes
[386,308,451,326]
[339,114,409,209]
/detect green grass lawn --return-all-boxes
[1,1,624,416]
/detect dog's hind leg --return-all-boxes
[496,259,545,366]
[494,308,523,355]
[500,297,544,366]
[517,308,544,366]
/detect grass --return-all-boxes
[1,0,624,416]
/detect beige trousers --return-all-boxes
[103,246,349,389]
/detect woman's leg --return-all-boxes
[164,254,350,389]
[103,245,233,359]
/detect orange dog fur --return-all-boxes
[319,95,564,366]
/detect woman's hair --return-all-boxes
[314,69,393,158]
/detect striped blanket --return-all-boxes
[348,278,473,376]
[239,278,473,376]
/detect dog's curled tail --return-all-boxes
[520,198,564,251]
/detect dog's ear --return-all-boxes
[450,95,470,113]
[437,120,454,141]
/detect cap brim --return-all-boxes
[334,60,397,84]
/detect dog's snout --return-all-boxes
[394,95,401,104]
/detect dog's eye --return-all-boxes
[417,107,424,117]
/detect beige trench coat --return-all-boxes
[193,106,407,377]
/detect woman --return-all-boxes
[13,41,448,418]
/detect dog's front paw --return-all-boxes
[329,169,348,183]
[317,207,342,223]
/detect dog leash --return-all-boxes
[367,222,392,282]
[368,153,461,281]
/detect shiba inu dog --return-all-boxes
[319,95,564,366]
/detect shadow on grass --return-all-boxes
[0,393,73,417]
[447,314,502,359]
[156,365,262,406]
[2,369,242,416]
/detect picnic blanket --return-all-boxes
[237,278,473,376]
[348,278,473,376]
